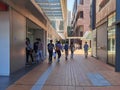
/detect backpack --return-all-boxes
[64,44,68,50]
[48,43,54,51]
[34,42,39,52]
[56,44,60,51]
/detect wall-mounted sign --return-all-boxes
[0,2,8,11]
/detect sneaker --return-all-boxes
[65,57,67,60]
[25,62,30,65]
[57,59,60,63]
[48,61,52,64]
[32,61,35,64]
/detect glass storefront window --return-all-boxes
[27,29,34,44]
[107,26,116,65]
[107,12,116,66]
[108,12,116,26]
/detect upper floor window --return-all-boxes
[80,31,83,37]
[80,0,84,5]
[99,0,110,10]
[80,11,84,18]
[108,12,116,26]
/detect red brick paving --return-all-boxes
[7,50,120,90]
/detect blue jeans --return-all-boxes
[36,50,43,62]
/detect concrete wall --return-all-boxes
[96,22,107,63]
[10,9,26,73]
[0,12,10,76]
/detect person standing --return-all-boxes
[55,41,63,62]
[64,41,69,60]
[47,40,54,63]
[26,38,34,64]
[38,38,44,62]
[33,38,39,62]
[84,42,89,58]
[70,42,75,59]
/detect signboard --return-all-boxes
[0,2,8,11]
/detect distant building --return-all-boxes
[72,0,91,48]
[67,10,72,26]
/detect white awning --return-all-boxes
[58,33,65,39]
[83,31,92,40]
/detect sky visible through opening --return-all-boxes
[67,0,74,12]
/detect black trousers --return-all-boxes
[48,50,53,62]
[56,50,61,59]
[26,50,34,63]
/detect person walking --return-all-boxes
[70,42,75,59]
[55,41,63,62]
[64,41,69,60]
[84,42,89,58]
[26,38,34,64]
[47,40,54,63]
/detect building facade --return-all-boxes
[72,0,91,48]
[33,0,67,39]
[67,10,72,26]
[0,0,66,76]
[91,0,120,71]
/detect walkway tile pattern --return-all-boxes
[7,50,120,90]
[87,73,111,86]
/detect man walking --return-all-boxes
[47,40,54,63]
[84,42,89,58]
[64,41,69,60]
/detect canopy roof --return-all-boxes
[35,0,63,20]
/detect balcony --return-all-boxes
[78,4,84,12]
[99,0,110,10]
[77,18,84,26]
[73,18,84,33]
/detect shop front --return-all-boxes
[26,19,47,58]
[107,12,116,66]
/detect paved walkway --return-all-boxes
[7,50,120,90]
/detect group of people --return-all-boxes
[47,40,75,63]
[26,38,89,65]
[26,38,43,65]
